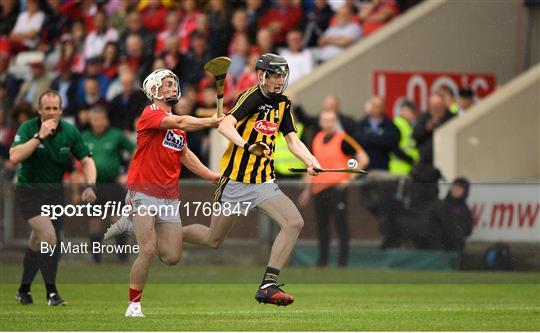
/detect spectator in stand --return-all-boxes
[41,0,70,51]
[76,56,110,106]
[319,95,356,135]
[254,28,276,55]
[439,85,459,114]
[101,41,120,79]
[15,56,51,110]
[235,52,260,97]
[50,61,80,121]
[106,0,133,33]
[301,0,335,47]
[354,95,413,171]
[207,0,232,58]
[121,33,154,84]
[137,0,168,34]
[317,5,362,62]
[77,76,107,130]
[389,99,419,175]
[429,177,473,253]
[280,30,315,85]
[358,0,400,37]
[83,10,119,60]
[245,0,270,43]
[108,67,147,133]
[178,0,203,53]
[259,0,303,47]
[59,0,98,32]
[0,52,20,110]
[160,36,185,72]
[229,9,249,55]
[155,11,181,55]
[67,21,87,73]
[182,32,211,88]
[194,12,210,38]
[57,34,85,75]
[0,0,19,38]
[229,33,251,81]
[457,88,475,115]
[9,0,45,52]
[118,11,155,58]
[413,92,455,165]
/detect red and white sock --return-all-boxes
[129,288,143,303]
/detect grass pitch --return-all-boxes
[1,263,539,331]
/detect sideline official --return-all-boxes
[9,90,97,306]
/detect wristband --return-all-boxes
[243,143,250,151]
[85,183,97,192]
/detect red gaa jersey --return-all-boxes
[126,103,186,198]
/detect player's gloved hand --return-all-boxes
[244,142,270,159]
[82,184,97,203]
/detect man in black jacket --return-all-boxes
[354,95,414,171]
[429,177,473,252]
[413,93,454,165]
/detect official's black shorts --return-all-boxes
[15,185,65,221]
[94,182,126,207]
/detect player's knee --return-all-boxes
[159,252,181,266]
[287,216,304,232]
[138,244,157,260]
[206,237,224,249]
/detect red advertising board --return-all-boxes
[373,70,497,118]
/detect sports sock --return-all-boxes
[129,288,143,303]
[40,249,59,297]
[18,248,40,294]
[260,266,280,288]
[89,232,103,263]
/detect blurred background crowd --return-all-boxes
[2,0,535,270]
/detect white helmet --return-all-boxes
[142,69,181,105]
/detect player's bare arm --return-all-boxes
[284,132,321,176]
[159,114,223,131]
[218,115,270,158]
[9,119,58,164]
[79,156,97,203]
[181,145,220,184]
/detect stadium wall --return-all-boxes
[434,63,540,180]
[289,0,527,116]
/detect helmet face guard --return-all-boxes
[143,69,181,105]
[256,54,290,98]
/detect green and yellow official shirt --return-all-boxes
[81,127,135,183]
[11,118,91,184]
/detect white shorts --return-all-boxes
[125,189,181,224]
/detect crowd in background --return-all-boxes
[0,0,478,266]
[0,0,418,173]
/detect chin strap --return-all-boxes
[165,97,178,106]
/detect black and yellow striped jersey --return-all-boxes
[220,85,297,183]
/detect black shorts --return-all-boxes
[94,182,126,207]
[15,185,65,221]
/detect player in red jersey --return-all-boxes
[121,69,221,317]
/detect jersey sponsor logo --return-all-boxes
[254,120,278,136]
[162,129,185,151]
